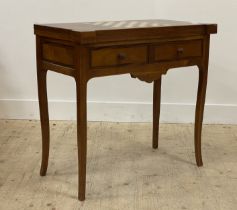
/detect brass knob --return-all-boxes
[177,47,184,55]
[117,53,126,60]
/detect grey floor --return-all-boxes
[0,120,237,210]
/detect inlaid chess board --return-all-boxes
[41,19,197,32]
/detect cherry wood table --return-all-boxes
[34,19,217,201]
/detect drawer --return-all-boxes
[151,40,203,62]
[42,43,74,66]
[90,45,147,68]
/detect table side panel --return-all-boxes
[42,42,74,67]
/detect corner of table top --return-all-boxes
[205,24,218,34]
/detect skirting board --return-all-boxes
[0,99,237,124]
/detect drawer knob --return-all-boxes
[177,47,184,55]
[117,53,127,60]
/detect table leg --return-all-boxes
[37,69,50,176]
[194,66,208,167]
[76,81,87,201]
[152,78,162,149]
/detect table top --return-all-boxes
[36,19,202,32]
[34,19,217,44]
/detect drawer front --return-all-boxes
[151,40,203,62]
[42,43,74,66]
[91,45,147,68]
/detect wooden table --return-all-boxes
[34,19,217,201]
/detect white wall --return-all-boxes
[0,0,236,123]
